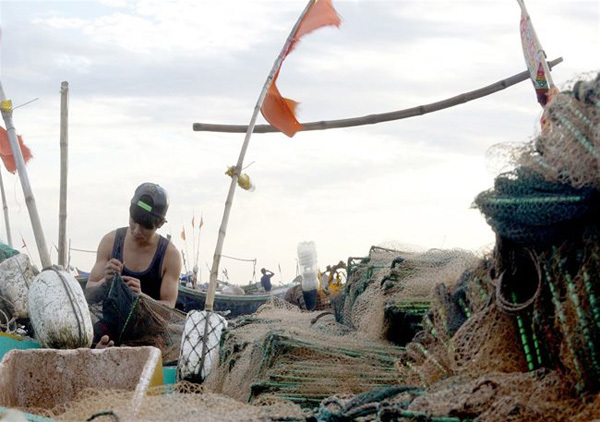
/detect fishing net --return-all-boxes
[88,274,186,363]
[334,244,479,344]
[178,310,227,383]
[26,382,305,422]
[474,72,600,245]
[204,297,406,408]
[0,243,20,263]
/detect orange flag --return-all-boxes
[261,0,341,137]
[181,227,186,241]
[0,127,33,174]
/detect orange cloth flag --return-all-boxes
[261,0,341,137]
[0,127,33,174]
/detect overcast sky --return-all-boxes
[0,0,598,285]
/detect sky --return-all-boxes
[0,0,598,286]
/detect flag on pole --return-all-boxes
[199,216,204,228]
[260,0,341,137]
[517,0,555,107]
[191,216,195,228]
[181,227,186,241]
[0,127,32,174]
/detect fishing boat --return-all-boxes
[175,282,294,317]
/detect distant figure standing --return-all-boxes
[260,268,274,292]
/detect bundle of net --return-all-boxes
[474,73,600,245]
[333,243,479,338]
[204,295,405,408]
[38,382,305,422]
[87,274,186,363]
[325,248,599,421]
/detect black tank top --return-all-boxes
[111,227,169,301]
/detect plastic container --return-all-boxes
[178,310,228,383]
[297,241,319,310]
[0,346,163,413]
[28,267,93,348]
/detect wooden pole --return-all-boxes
[0,81,51,268]
[0,167,12,247]
[58,81,69,268]
[206,0,316,311]
[192,57,563,134]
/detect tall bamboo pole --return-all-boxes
[58,81,69,268]
[0,167,12,247]
[0,81,51,268]
[206,0,315,311]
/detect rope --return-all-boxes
[70,247,96,253]
[221,254,256,263]
[49,266,86,345]
[86,410,119,421]
[495,269,542,314]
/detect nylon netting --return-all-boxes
[475,72,600,245]
[34,382,306,422]
[88,274,186,363]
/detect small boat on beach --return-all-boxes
[175,283,293,317]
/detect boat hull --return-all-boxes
[175,284,291,317]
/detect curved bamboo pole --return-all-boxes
[193,57,562,134]
[206,0,316,311]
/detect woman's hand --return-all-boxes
[122,276,142,294]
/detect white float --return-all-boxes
[28,267,93,348]
[0,253,38,319]
[177,310,227,383]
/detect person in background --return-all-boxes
[260,268,275,292]
[86,183,182,347]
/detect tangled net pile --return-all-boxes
[389,72,600,421]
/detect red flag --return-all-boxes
[191,216,195,228]
[199,216,204,228]
[0,127,33,174]
[261,0,341,137]
[181,227,186,241]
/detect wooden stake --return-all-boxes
[58,81,69,268]
[0,81,51,268]
[192,57,563,134]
